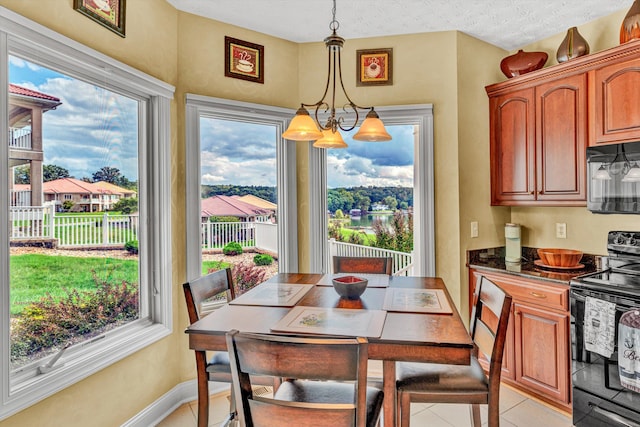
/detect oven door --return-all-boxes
[571,285,640,426]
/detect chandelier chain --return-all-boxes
[329,0,339,32]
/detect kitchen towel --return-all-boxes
[584,296,616,358]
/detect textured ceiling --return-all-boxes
[167,0,633,50]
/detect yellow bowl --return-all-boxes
[537,248,583,267]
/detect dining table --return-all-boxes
[185,273,474,427]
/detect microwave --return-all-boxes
[587,141,640,214]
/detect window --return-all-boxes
[307,105,435,275]
[185,95,297,282]
[1,9,173,419]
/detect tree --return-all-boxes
[111,197,138,214]
[43,164,70,182]
[93,166,122,184]
[14,166,30,184]
[383,196,398,211]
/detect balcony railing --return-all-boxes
[9,128,32,150]
[328,238,414,276]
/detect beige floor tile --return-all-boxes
[501,399,572,427]
[430,403,475,427]
[409,407,456,427]
[187,391,233,427]
[156,402,196,427]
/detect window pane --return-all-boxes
[8,57,140,370]
[199,118,278,295]
[326,126,415,274]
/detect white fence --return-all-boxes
[10,207,138,248]
[201,221,256,250]
[328,238,414,276]
[254,222,278,254]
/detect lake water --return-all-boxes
[348,214,392,231]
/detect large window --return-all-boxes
[1,9,173,419]
[185,95,297,283]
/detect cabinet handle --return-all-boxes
[529,191,535,195]
[530,291,547,299]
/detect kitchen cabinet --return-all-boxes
[592,57,640,145]
[469,269,571,411]
[488,74,587,206]
[487,40,640,206]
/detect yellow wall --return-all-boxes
[0,0,635,425]
[511,10,640,257]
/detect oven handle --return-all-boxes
[589,402,640,427]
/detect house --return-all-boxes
[1,3,639,427]
[9,84,62,207]
[40,178,136,212]
[201,194,272,222]
[232,194,277,221]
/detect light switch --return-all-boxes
[471,221,478,238]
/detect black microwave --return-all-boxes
[587,141,640,214]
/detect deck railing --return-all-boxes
[9,128,32,150]
[327,238,414,276]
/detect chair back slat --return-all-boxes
[227,331,371,427]
[473,319,497,359]
[333,256,393,275]
[183,268,235,323]
[248,398,356,426]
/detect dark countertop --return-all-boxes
[467,247,604,285]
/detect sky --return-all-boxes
[200,118,414,189]
[9,56,139,181]
[10,55,413,189]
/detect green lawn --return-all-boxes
[9,254,138,316]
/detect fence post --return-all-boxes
[48,207,55,239]
[103,212,109,246]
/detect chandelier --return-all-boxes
[281,0,392,148]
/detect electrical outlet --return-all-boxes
[556,223,567,239]
[471,221,478,238]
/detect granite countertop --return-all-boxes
[467,247,603,285]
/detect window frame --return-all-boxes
[184,94,298,282]
[0,7,174,420]
[308,104,435,275]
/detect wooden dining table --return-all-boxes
[185,273,473,427]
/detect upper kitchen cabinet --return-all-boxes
[592,57,640,145]
[487,40,640,206]
[487,74,587,206]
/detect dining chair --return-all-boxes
[183,268,237,427]
[226,330,384,427]
[395,275,512,427]
[333,256,393,275]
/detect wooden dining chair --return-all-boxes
[183,268,237,427]
[226,330,384,427]
[333,256,393,275]
[395,275,512,427]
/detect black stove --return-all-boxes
[571,231,640,427]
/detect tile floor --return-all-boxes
[156,384,573,427]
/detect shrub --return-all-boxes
[231,262,267,295]
[223,241,243,256]
[124,240,138,254]
[253,254,273,266]
[10,270,138,364]
[209,216,240,223]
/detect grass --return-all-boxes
[340,228,377,246]
[9,254,138,316]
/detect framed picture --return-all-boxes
[74,0,126,38]
[225,36,265,84]
[356,48,393,86]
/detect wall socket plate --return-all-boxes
[556,223,567,239]
[471,221,478,238]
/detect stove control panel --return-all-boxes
[608,231,640,255]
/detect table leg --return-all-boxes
[383,360,396,427]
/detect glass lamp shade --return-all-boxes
[622,162,640,182]
[352,110,392,142]
[593,165,611,180]
[282,107,323,141]
[313,129,348,149]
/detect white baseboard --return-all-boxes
[121,380,228,427]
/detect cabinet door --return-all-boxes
[514,302,570,404]
[489,88,536,205]
[593,57,640,145]
[535,74,587,203]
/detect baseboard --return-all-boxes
[121,380,228,427]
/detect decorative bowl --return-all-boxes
[332,276,368,300]
[537,248,583,267]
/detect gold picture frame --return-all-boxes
[225,36,265,84]
[356,48,393,86]
[74,0,126,38]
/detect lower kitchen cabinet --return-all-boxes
[469,269,571,411]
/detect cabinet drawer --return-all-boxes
[473,271,568,311]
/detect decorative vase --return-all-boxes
[556,27,589,63]
[499,49,548,78]
[621,0,640,44]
